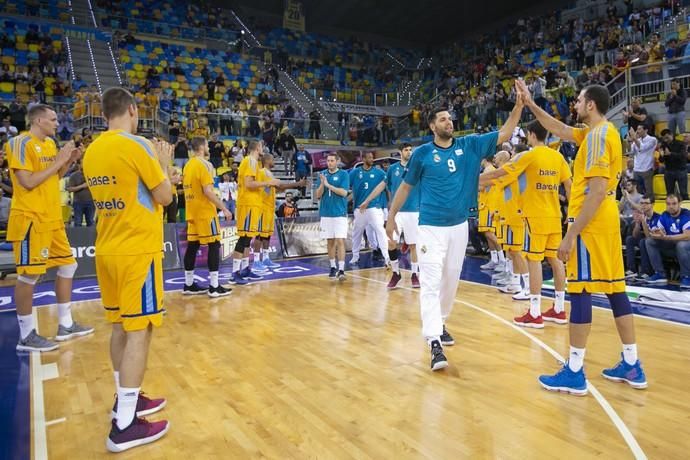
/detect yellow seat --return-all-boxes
[121,55,130,63]
[170,81,180,89]
[653,201,666,214]
[0,82,15,93]
[133,63,143,71]
[653,174,666,197]
[0,56,14,65]
[135,44,145,52]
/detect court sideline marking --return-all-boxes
[349,271,647,460]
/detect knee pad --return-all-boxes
[17,274,38,285]
[56,262,78,279]
[388,249,399,261]
[234,236,249,253]
[569,292,593,324]
[607,292,633,318]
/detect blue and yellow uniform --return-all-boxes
[6,133,76,275]
[501,145,571,260]
[83,129,167,331]
[183,156,220,244]
[257,167,276,238]
[235,155,264,237]
[568,122,624,294]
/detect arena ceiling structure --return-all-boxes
[228,0,571,46]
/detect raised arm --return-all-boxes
[516,79,576,142]
[497,83,524,144]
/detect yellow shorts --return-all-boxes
[502,224,524,251]
[259,207,275,238]
[523,218,562,261]
[566,230,625,294]
[96,252,165,332]
[8,215,76,276]
[477,208,495,233]
[496,219,505,245]
[235,204,264,238]
[187,216,221,244]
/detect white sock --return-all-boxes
[392,259,400,274]
[184,270,194,286]
[57,303,73,328]
[490,250,498,263]
[241,258,249,270]
[568,346,586,372]
[554,291,565,313]
[622,343,638,365]
[521,273,530,290]
[507,259,513,274]
[330,258,336,268]
[497,251,506,262]
[411,262,419,273]
[17,314,34,340]
[262,249,270,261]
[232,258,241,273]
[115,387,140,430]
[511,274,520,286]
[338,260,345,271]
[209,271,219,288]
[113,371,120,390]
[529,294,541,317]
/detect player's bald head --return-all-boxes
[494,150,510,166]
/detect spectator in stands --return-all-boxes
[207,103,219,135]
[66,161,95,227]
[658,128,689,200]
[277,192,299,219]
[174,138,189,166]
[292,145,312,195]
[209,135,224,168]
[622,97,650,132]
[8,102,26,132]
[338,111,349,144]
[0,187,9,230]
[218,173,236,218]
[308,108,321,139]
[57,107,74,141]
[625,195,658,279]
[619,180,643,237]
[276,127,297,171]
[168,114,181,144]
[665,78,686,136]
[645,193,690,289]
[0,118,18,139]
[627,123,657,200]
[219,102,232,136]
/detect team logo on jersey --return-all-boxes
[455,149,464,156]
[433,154,441,163]
[420,245,427,253]
[394,170,400,176]
[40,247,49,258]
[671,222,679,233]
[35,145,41,153]
[333,176,339,181]
[370,173,374,178]
[359,172,363,179]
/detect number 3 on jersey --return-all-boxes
[364,182,369,189]
[447,159,456,172]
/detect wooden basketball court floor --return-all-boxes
[23,260,690,459]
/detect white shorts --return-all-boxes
[394,212,419,245]
[320,216,348,239]
[383,208,389,222]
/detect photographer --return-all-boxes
[277,192,300,219]
[658,129,689,200]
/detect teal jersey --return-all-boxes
[316,169,349,217]
[349,166,386,208]
[387,161,420,212]
[404,132,498,226]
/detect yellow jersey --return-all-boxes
[570,121,622,232]
[183,156,217,221]
[7,132,62,224]
[237,155,262,206]
[496,177,523,227]
[83,129,167,256]
[478,163,495,211]
[501,145,571,233]
[257,168,276,210]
